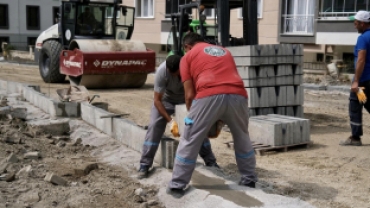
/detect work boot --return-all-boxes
[137,164,149,179]
[166,187,185,198]
[239,181,256,188]
[339,136,362,146]
[205,162,220,169]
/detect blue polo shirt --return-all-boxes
[354,28,370,82]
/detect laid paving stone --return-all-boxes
[6,153,19,163]
[44,173,67,186]
[74,163,98,176]
[24,152,41,160]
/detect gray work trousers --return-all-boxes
[140,100,217,167]
[169,94,257,189]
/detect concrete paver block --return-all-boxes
[276,86,287,106]
[249,108,257,117]
[286,106,294,117]
[287,86,303,106]
[52,101,80,118]
[294,75,303,85]
[237,66,257,79]
[6,81,24,94]
[28,118,70,135]
[268,87,277,107]
[249,117,284,146]
[268,114,310,142]
[234,56,260,66]
[294,56,303,64]
[94,108,114,136]
[227,45,260,57]
[81,102,96,126]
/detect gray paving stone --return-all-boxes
[249,117,284,146]
[276,86,287,106]
[268,114,310,143]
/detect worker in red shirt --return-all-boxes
[167,33,257,198]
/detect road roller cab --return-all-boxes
[35,0,156,88]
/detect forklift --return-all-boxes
[166,0,259,57]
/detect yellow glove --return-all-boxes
[356,87,367,104]
[170,120,180,137]
[208,120,224,139]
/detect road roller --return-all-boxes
[34,0,155,88]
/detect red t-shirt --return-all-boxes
[180,42,248,99]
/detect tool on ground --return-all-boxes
[170,119,180,137]
[356,87,367,104]
[99,113,129,119]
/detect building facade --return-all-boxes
[278,0,365,74]
[0,0,60,52]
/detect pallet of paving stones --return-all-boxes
[223,141,313,156]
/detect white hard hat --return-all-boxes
[354,10,370,22]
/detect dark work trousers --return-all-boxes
[140,100,217,167]
[349,80,370,137]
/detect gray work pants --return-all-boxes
[140,100,217,167]
[169,94,257,189]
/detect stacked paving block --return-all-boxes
[227,44,304,118]
[249,114,310,146]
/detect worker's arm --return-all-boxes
[184,80,195,111]
[352,50,367,93]
[154,92,172,123]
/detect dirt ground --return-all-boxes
[0,62,370,208]
[0,108,163,208]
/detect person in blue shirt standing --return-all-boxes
[340,11,370,146]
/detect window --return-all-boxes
[282,0,315,34]
[53,7,59,24]
[316,53,324,62]
[136,0,154,18]
[319,0,369,19]
[76,5,114,36]
[106,7,120,18]
[238,0,263,19]
[165,0,192,15]
[26,6,40,30]
[0,4,9,29]
[0,37,9,52]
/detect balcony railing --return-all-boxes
[319,11,356,20]
[283,14,314,34]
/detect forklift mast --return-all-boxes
[168,0,258,56]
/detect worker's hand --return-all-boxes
[356,87,367,104]
[351,81,359,93]
[169,119,180,137]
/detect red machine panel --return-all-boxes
[60,48,156,77]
